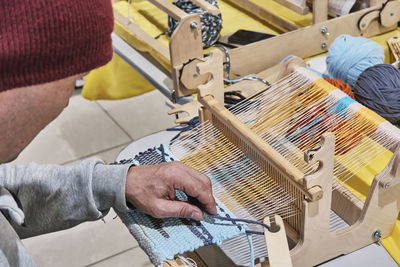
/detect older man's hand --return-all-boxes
[125,161,217,221]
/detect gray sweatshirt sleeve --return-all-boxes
[0,158,131,238]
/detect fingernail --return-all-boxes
[191,211,202,221]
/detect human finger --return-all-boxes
[171,171,217,215]
[153,199,203,221]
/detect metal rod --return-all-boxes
[111,33,174,100]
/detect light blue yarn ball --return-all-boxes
[326,34,384,87]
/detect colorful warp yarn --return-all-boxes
[354,64,400,126]
[326,34,384,87]
[115,145,246,266]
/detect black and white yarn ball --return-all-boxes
[168,0,223,47]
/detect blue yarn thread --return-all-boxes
[354,64,400,124]
[209,214,271,267]
[247,232,255,267]
[326,34,384,87]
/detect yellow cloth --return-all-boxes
[82,53,154,100]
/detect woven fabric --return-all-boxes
[0,1,113,91]
[116,145,246,266]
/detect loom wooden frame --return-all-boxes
[112,0,397,98]
[174,0,399,97]
[188,49,400,266]
[113,1,400,265]
[163,2,400,264]
[272,0,386,23]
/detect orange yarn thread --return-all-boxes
[324,78,355,99]
[286,103,362,155]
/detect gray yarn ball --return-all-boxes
[168,0,223,47]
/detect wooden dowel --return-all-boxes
[148,0,187,21]
[227,0,299,32]
[113,9,171,62]
[312,0,328,24]
[190,0,221,15]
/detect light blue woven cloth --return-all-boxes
[116,145,247,266]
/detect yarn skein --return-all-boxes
[326,34,384,87]
[168,0,222,47]
[323,77,355,99]
[354,64,400,124]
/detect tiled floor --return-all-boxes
[12,89,176,266]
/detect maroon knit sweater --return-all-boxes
[0,1,114,91]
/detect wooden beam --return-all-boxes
[113,9,170,62]
[227,5,396,78]
[227,0,299,32]
[148,0,187,21]
[274,0,309,15]
[190,0,221,15]
[312,0,328,24]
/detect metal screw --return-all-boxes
[390,12,394,16]
[385,182,391,189]
[361,23,366,28]
[321,27,329,36]
[372,230,382,246]
[190,21,198,29]
[321,43,327,49]
[193,73,198,78]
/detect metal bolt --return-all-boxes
[190,21,198,29]
[361,23,366,28]
[321,27,329,36]
[193,73,198,78]
[321,43,327,49]
[372,230,382,246]
[385,182,391,189]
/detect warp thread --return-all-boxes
[168,0,222,47]
[354,64,400,125]
[326,34,384,87]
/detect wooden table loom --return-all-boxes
[162,54,400,267]
[111,0,399,100]
[179,51,400,266]
[157,2,400,266]
[110,1,400,266]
